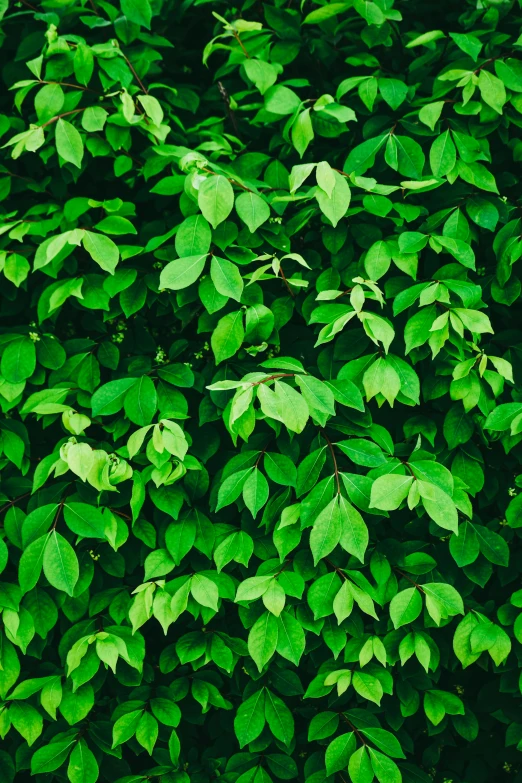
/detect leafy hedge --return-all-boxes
[1,0,522,781]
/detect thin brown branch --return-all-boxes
[394,567,423,592]
[233,30,250,59]
[279,263,295,298]
[251,373,295,387]
[110,508,132,520]
[122,53,148,94]
[201,166,253,192]
[39,108,86,129]
[342,715,366,745]
[255,442,270,467]
[218,81,238,133]
[52,499,65,531]
[43,81,99,95]
[326,558,347,580]
[0,491,31,515]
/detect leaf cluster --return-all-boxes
[0,0,522,782]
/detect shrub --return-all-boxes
[0,0,521,781]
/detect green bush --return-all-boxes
[1,0,522,781]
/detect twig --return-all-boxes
[201,166,253,192]
[43,81,99,95]
[255,442,270,467]
[52,499,65,531]
[233,30,250,59]
[321,430,340,494]
[279,263,295,298]
[110,508,131,520]
[122,53,148,94]
[326,558,347,580]
[394,567,424,592]
[218,81,238,132]
[251,373,295,386]
[342,715,366,745]
[39,108,86,129]
[0,491,31,514]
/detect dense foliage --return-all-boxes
[2,0,522,781]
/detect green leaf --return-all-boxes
[344,134,387,174]
[276,611,305,665]
[198,176,234,228]
[368,747,402,783]
[389,587,422,628]
[124,376,157,425]
[64,503,106,539]
[211,256,244,301]
[325,732,356,775]
[308,711,339,740]
[243,468,269,518]
[430,130,456,177]
[370,474,414,510]
[175,214,212,256]
[160,254,207,291]
[418,480,458,533]
[449,521,479,567]
[191,573,219,611]
[364,240,391,280]
[91,377,137,416]
[1,337,35,383]
[235,192,270,233]
[244,59,278,94]
[386,135,425,179]
[361,728,405,758]
[234,689,266,747]
[31,740,75,774]
[379,78,409,110]
[265,85,301,115]
[303,2,351,23]
[42,532,79,596]
[55,119,83,168]
[165,517,196,565]
[338,494,368,563]
[248,611,279,671]
[264,689,294,746]
[18,534,49,593]
[309,496,342,565]
[485,402,522,431]
[348,746,373,783]
[82,232,119,274]
[478,69,506,114]
[316,171,351,227]
[423,582,464,624]
[67,739,99,783]
[352,671,383,705]
[292,109,314,158]
[120,0,151,27]
[112,709,143,747]
[211,310,245,364]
